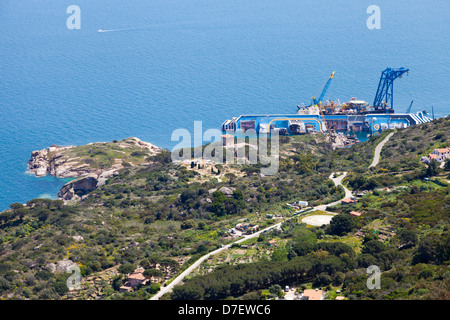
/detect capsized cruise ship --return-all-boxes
[221,68,434,135]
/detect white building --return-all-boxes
[430,147,450,162]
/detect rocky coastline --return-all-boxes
[27,137,161,201]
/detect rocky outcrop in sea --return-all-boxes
[27,137,161,201]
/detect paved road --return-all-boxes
[151,135,392,300]
[150,219,284,300]
[151,173,350,300]
[315,172,352,211]
[369,132,395,168]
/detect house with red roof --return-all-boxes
[429,147,450,162]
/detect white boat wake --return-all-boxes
[97,28,135,33]
[97,21,206,33]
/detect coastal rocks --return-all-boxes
[200,198,212,205]
[72,235,84,242]
[326,132,359,149]
[58,175,94,201]
[27,137,161,179]
[57,171,119,201]
[27,137,161,201]
[122,137,162,154]
[96,168,119,187]
[46,259,77,273]
[218,186,236,197]
[27,144,82,178]
[207,187,236,197]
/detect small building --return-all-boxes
[119,267,148,292]
[429,153,440,161]
[301,289,323,300]
[431,147,450,161]
[426,147,450,163]
[420,156,430,164]
[268,240,277,247]
[296,201,309,207]
[350,211,362,217]
[119,285,132,293]
[356,191,368,197]
[127,271,147,287]
[341,198,357,205]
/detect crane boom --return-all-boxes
[373,67,409,111]
[312,71,335,106]
[406,100,414,113]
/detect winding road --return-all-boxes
[369,132,394,168]
[150,132,394,300]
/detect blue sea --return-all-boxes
[1,0,449,210]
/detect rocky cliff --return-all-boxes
[28,137,162,201]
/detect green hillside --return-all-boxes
[0,117,449,300]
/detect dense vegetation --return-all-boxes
[0,116,449,300]
[170,116,450,300]
[172,185,449,300]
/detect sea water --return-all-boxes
[1,0,449,209]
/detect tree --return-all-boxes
[444,160,450,171]
[112,275,124,291]
[225,173,237,184]
[332,272,345,286]
[53,274,69,295]
[143,268,164,279]
[172,284,204,300]
[313,273,332,287]
[159,258,180,273]
[180,189,196,203]
[329,214,355,236]
[181,219,196,230]
[118,263,135,275]
[196,244,208,254]
[291,242,315,257]
[211,191,226,216]
[398,229,418,247]
[426,159,440,177]
[271,248,288,262]
[358,253,378,268]
[144,283,161,294]
[413,232,442,264]
[292,227,317,244]
[268,284,284,297]
[362,240,387,258]
[9,203,23,210]
[232,189,244,201]
[363,233,379,244]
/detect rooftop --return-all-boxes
[128,272,146,281]
[302,289,323,300]
[341,198,357,204]
[429,154,439,159]
[434,147,450,153]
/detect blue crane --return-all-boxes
[406,100,414,113]
[373,67,409,111]
[312,71,335,106]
